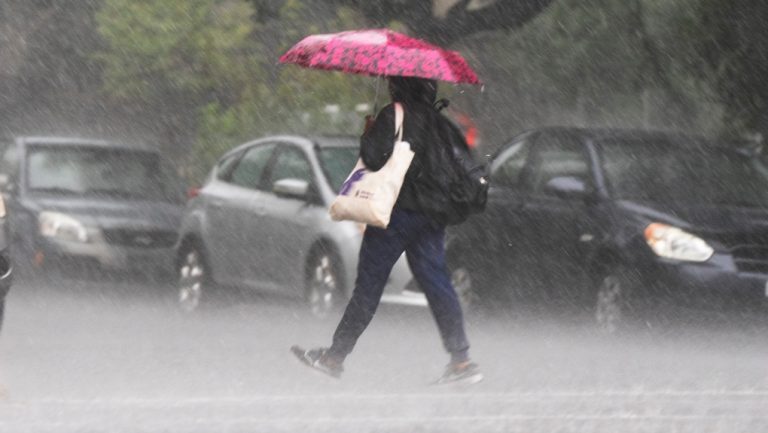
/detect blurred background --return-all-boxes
[1,0,765,183]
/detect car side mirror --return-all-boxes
[273,178,310,199]
[545,176,588,200]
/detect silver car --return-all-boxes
[0,136,184,281]
[175,135,425,316]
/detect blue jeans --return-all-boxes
[328,207,470,362]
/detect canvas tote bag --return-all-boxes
[329,103,414,228]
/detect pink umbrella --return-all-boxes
[279,28,481,85]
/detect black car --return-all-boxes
[0,136,185,280]
[447,127,768,332]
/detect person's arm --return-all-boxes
[360,104,396,171]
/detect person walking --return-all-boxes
[292,76,482,385]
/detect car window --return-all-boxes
[229,144,275,190]
[268,146,312,186]
[491,139,531,188]
[317,146,358,192]
[26,145,177,202]
[527,134,589,196]
[215,151,243,182]
[601,139,768,207]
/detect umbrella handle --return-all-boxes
[372,75,382,115]
[360,76,382,134]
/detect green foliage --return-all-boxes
[255,2,378,136]
[472,0,730,138]
[664,0,768,136]
[97,0,377,182]
[96,0,266,180]
[97,0,255,99]
[93,0,768,179]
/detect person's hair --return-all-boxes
[388,76,438,106]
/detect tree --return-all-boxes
[191,1,379,180]
[463,0,746,146]
[0,1,104,135]
[247,0,554,44]
[666,0,768,139]
[96,0,259,170]
[97,0,378,180]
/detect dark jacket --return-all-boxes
[360,96,469,224]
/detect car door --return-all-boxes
[476,134,539,297]
[253,143,317,290]
[204,143,276,284]
[519,132,597,302]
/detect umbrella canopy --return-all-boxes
[279,29,481,85]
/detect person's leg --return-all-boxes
[405,219,470,364]
[326,210,412,362]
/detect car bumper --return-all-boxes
[36,237,174,274]
[642,253,768,308]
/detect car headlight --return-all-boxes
[644,223,713,262]
[39,211,89,243]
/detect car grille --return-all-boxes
[731,245,768,274]
[706,230,768,275]
[103,229,177,249]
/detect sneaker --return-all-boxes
[290,345,344,379]
[434,361,483,385]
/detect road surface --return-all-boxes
[1,278,767,432]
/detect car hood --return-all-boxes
[617,200,768,242]
[29,197,184,230]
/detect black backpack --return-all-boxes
[415,114,490,225]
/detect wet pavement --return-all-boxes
[1,278,767,432]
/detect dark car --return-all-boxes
[447,127,768,332]
[0,136,185,280]
[175,135,421,316]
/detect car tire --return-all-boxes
[176,245,210,313]
[305,246,344,319]
[447,244,497,313]
[594,266,638,334]
[449,262,481,312]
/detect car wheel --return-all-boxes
[450,264,479,311]
[305,248,344,319]
[595,267,636,334]
[177,246,209,313]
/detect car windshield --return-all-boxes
[26,145,182,202]
[600,138,768,208]
[317,145,359,192]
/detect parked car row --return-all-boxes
[0,135,423,322]
[3,128,767,332]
